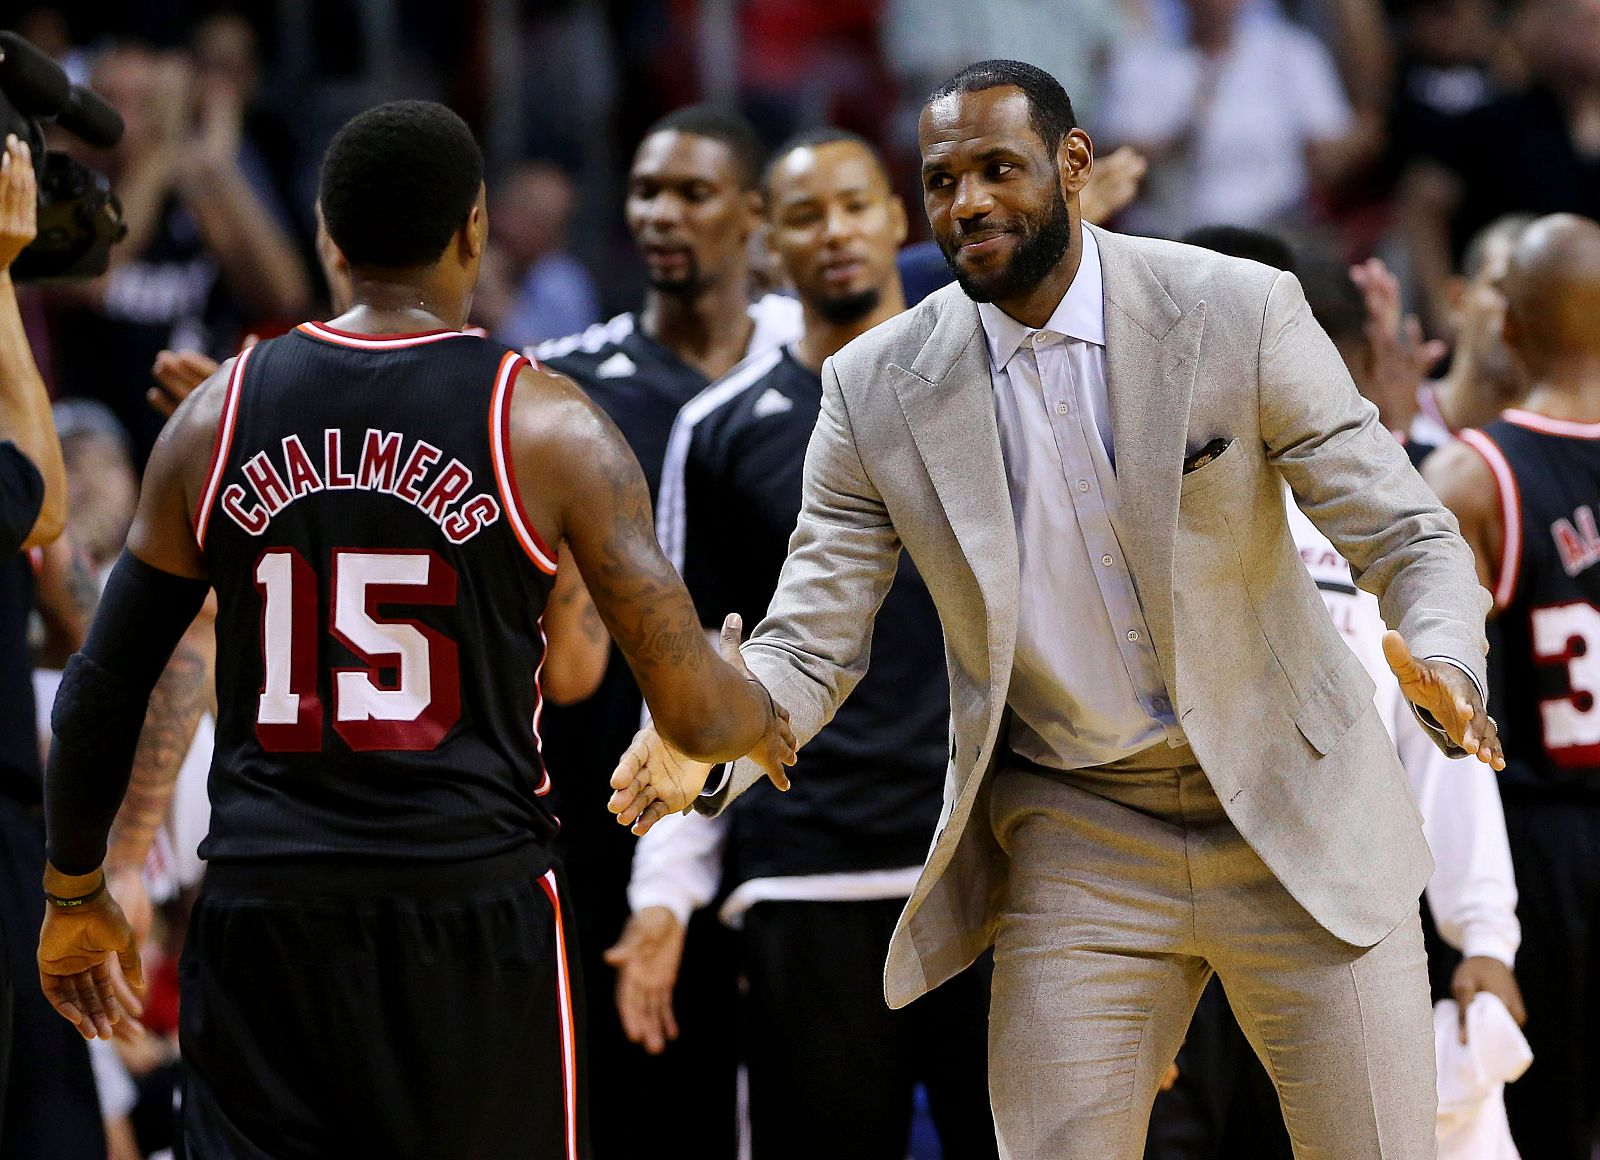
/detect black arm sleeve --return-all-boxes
[0,442,43,557]
[44,549,211,874]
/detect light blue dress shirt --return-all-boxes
[980,228,1185,770]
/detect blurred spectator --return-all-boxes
[1398,0,1600,333]
[1103,0,1376,237]
[882,0,1128,132]
[1412,214,1534,450]
[47,43,310,465]
[1389,0,1512,174]
[737,0,888,144]
[51,400,138,577]
[477,162,600,348]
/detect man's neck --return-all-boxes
[1432,355,1509,432]
[640,278,756,380]
[793,282,908,373]
[1520,364,1600,423]
[340,275,468,332]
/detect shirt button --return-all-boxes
[1055,401,1069,415]
[1077,480,1090,493]
[1127,629,1140,642]
[1101,554,1114,566]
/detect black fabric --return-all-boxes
[0,444,42,558]
[1500,799,1600,1160]
[680,348,948,883]
[0,797,107,1160]
[45,551,211,874]
[1421,87,1600,263]
[1476,419,1600,801]
[741,899,995,1160]
[0,554,37,808]
[176,851,588,1160]
[1145,978,1292,1160]
[200,328,557,864]
[0,445,44,807]
[537,314,738,1160]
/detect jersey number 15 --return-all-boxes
[254,547,460,752]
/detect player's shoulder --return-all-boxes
[693,347,813,449]
[1423,431,1501,516]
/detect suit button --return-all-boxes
[1127,629,1140,642]
[1101,554,1114,566]
[1077,480,1090,493]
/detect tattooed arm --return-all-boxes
[542,547,609,705]
[508,364,790,767]
[33,532,99,667]
[100,599,216,942]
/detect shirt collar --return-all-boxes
[977,225,1106,372]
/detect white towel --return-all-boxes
[1433,993,1533,1160]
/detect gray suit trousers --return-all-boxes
[987,748,1436,1160]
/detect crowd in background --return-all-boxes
[5,0,1600,1157]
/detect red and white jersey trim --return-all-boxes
[1502,408,1600,440]
[296,321,471,350]
[488,351,559,574]
[538,870,580,1160]
[1459,428,1523,611]
[195,345,256,549]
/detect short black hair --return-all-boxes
[927,60,1077,152]
[1296,250,1367,346]
[763,127,892,194]
[1180,225,1297,273]
[641,105,764,191]
[319,100,484,269]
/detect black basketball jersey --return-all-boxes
[196,322,560,863]
[1462,411,1600,799]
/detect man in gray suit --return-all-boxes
[611,60,1504,1158]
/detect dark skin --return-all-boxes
[626,130,763,381]
[38,184,795,1041]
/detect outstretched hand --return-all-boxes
[607,614,795,835]
[38,872,146,1042]
[1383,631,1504,769]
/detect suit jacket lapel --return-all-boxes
[887,287,1019,687]
[1096,225,1205,673]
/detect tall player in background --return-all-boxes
[36,101,792,1160]
[616,129,998,1160]
[1425,213,1600,1160]
[533,105,800,1159]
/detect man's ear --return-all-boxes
[462,201,487,262]
[890,195,909,247]
[1060,128,1094,198]
[1442,274,1469,331]
[743,188,765,238]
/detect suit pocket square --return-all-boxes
[1182,437,1233,474]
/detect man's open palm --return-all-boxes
[1383,630,1505,769]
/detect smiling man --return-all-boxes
[610,59,1501,1158]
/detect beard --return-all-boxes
[645,253,706,298]
[940,185,1073,304]
[813,285,881,325]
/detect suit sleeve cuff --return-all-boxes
[1411,656,1484,744]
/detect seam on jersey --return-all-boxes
[1458,429,1522,611]
[656,345,785,573]
[488,352,559,574]
[194,344,255,550]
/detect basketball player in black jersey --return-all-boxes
[1425,213,1600,1160]
[35,101,792,1160]
[533,107,799,1159]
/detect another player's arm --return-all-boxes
[1421,442,1504,609]
[541,549,609,705]
[507,364,792,769]
[38,367,226,1040]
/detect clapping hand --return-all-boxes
[1383,631,1505,769]
[0,134,37,271]
[608,613,795,836]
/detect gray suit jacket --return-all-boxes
[698,224,1490,1009]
